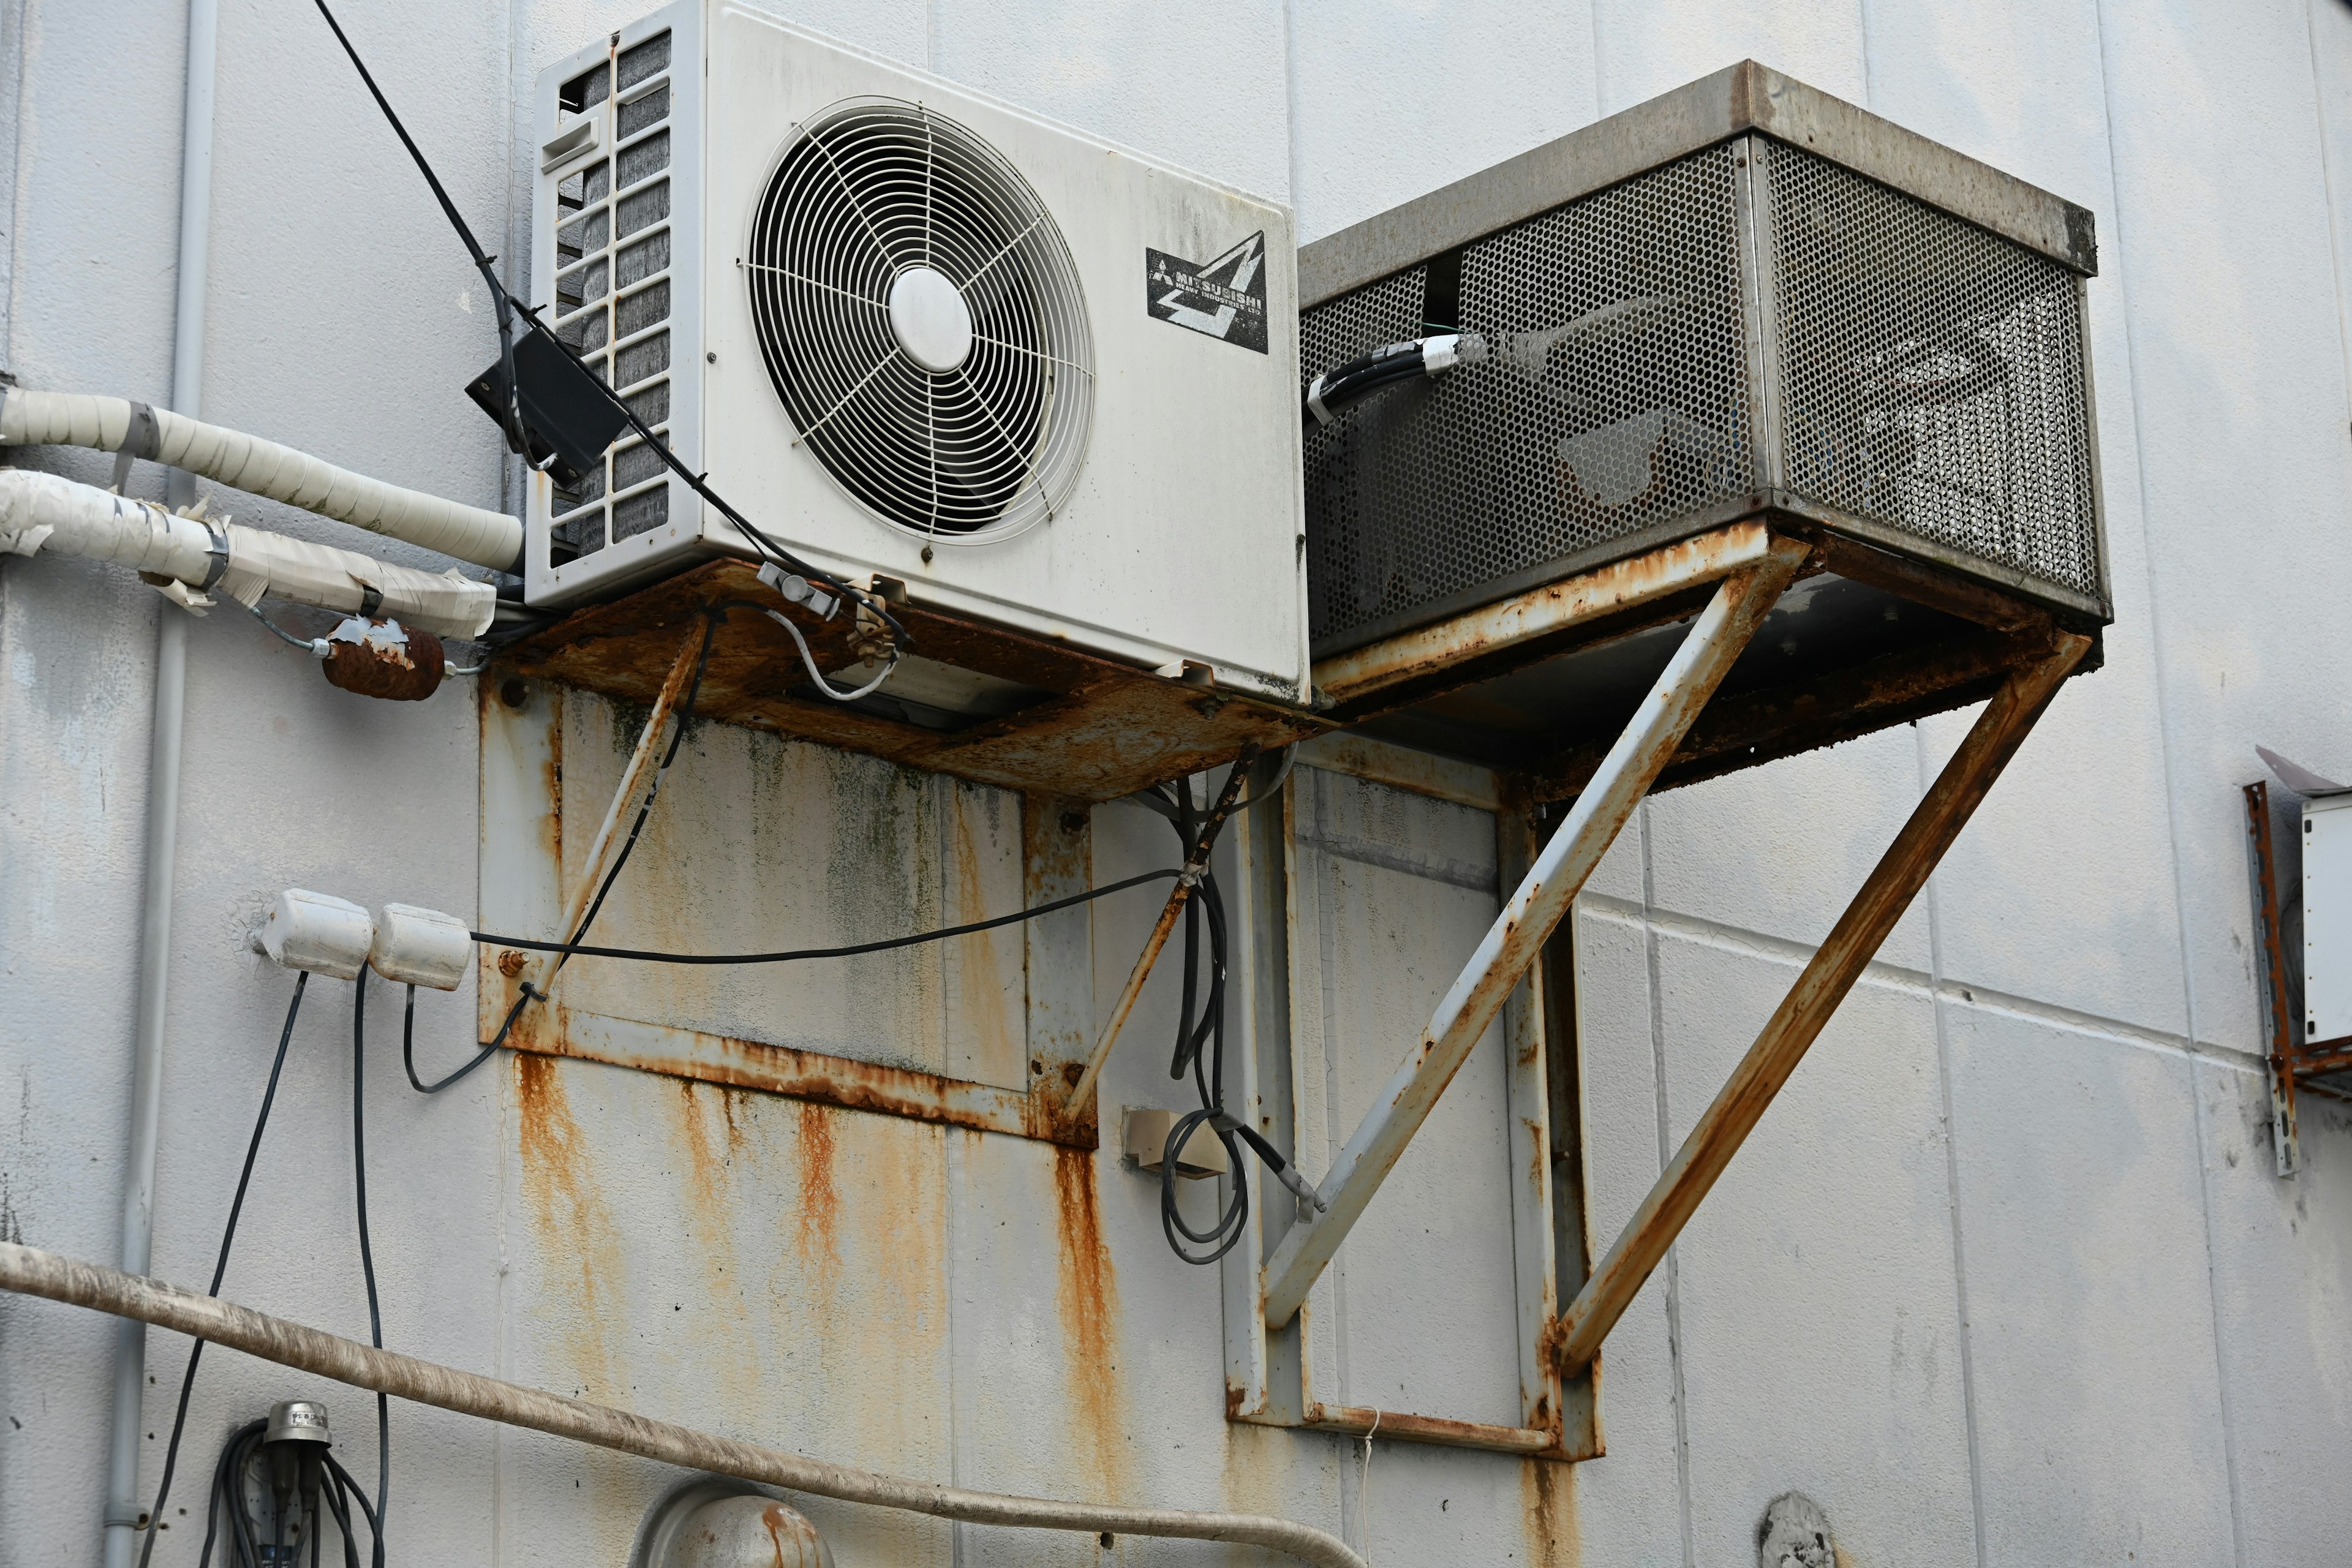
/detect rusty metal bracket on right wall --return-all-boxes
[2244,779,2352,1178]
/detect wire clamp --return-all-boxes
[757,560,839,620]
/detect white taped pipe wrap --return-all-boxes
[0,387,522,570]
[217,524,494,638]
[0,469,496,639]
[0,1243,1368,1568]
[0,467,214,579]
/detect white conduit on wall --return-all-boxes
[0,1244,1370,1568]
[103,3,219,1555]
[0,468,496,638]
[0,388,524,571]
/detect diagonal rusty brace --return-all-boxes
[1551,630,2091,1373]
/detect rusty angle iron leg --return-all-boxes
[2244,781,2301,1175]
[525,624,706,1005]
[1064,744,1263,1117]
[1551,631,2092,1374]
[1259,541,1811,1330]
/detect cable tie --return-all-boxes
[198,520,232,590]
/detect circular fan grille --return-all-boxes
[747,99,1095,540]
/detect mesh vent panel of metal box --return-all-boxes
[1766,146,2100,598]
[1302,145,1753,651]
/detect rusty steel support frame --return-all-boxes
[1551,631,2091,1373]
[1311,519,1784,711]
[1260,538,1810,1330]
[1224,737,1589,1458]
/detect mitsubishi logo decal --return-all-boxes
[1145,230,1268,353]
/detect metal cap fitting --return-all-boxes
[265,1400,332,1447]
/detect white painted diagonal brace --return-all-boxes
[1260,539,1807,1328]
[527,627,705,1003]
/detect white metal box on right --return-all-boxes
[2309,792,2352,1043]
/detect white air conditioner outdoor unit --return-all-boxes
[526,1,1309,702]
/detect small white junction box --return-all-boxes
[2309,793,2352,1043]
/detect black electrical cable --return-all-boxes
[303,0,908,651]
[349,975,390,1568]
[1145,756,1322,1264]
[198,1419,267,1568]
[469,865,1182,965]
[322,1452,379,1568]
[304,0,532,473]
[402,983,536,1096]
[140,974,310,1568]
[405,612,720,1094]
[1156,775,1248,1264]
[317,1464,362,1568]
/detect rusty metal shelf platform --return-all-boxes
[491,558,1327,803]
[1309,514,2102,807]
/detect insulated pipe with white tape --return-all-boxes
[0,387,522,570]
[0,467,496,638]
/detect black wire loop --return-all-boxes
[1149,752,1299,1266]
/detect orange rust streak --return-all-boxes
[948,797,1018,1076]
[513,1052,624,1398]
[794,1101,840,1270]
[677,1078,724,1210]
[1052,1146,1130,1498]
[1523,1453,1582,1568]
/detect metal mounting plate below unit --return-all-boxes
[491,560,1326,804]
[1311,518,2100,807]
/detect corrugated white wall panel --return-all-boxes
[1944,1005,2239,1566]
[6,1,2352,1565]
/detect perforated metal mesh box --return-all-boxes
[1300,62,2106,655]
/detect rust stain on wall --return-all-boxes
[513,1051,624,1398]
[677,1077,725,1210]
[1217,1417,1289,1525]
[795,1099,841,1271]
[670,1081,758,1366]
[948,793,1017,1077]
[1052,1144,1132,1498]
[1521,1456,1581,1568]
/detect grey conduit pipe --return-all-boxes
[100,0,216,1559]
[1,1245,1370,1568]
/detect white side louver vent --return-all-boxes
[546,23,692,564]
[745,99,1095,541]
